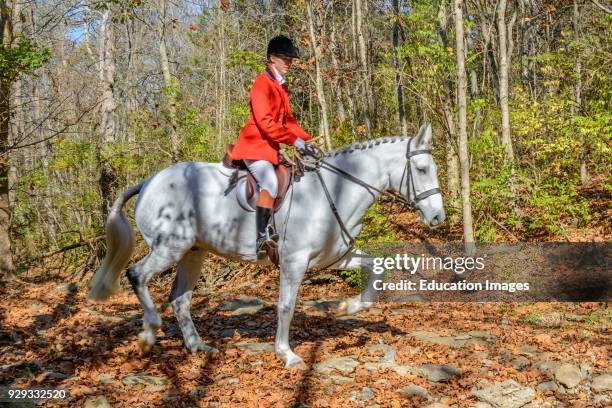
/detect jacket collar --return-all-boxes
[265,64,286,85]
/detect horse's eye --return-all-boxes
[417,168,427,174]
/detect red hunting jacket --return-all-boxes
[229,64,311,164]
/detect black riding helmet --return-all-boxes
[266,35,299,59]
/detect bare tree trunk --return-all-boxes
[307,1,331,150]
[393,0,407,136]
[355,0,372,137]
[436,0,460,208]
[158,0,180,161]
[329,23,346,125]
[126,18,138,143]
[497,0,515,163]
[98,6,119,222]
[0,0,16,278]
[454,0,475,253]
[573,0,589,185]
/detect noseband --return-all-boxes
[399,140,442,209]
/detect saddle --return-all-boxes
[222,144,297,212]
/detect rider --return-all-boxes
[229,35,312,259]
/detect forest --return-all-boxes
[1,1,611,406]
[1,0,610,277]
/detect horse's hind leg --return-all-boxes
[127,245,190,353]
[332,249,375,316]
[169,249,217,354]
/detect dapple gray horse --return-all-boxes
[88,124,445,368]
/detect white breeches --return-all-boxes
[244,159,278,198]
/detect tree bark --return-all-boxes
[497,0,515,163]
[436,0,460,207]
[355,0,372,137]
[98,6,119,222]
[307,1,331,150]
[572,0,589,185]
[0,0,16,278]
[454,0,475,253]
[393,0,407,136]
[158,0,180,161]
[329,22,346,125]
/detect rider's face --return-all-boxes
[270,55,293,76]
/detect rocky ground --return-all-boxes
[0,266,610,407]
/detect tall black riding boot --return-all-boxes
[256,206,279,259]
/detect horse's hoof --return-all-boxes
[278,350,307,370]
[137,331,155,354]
[335,300,349,317]
[188,342,219,355]
[285,357,308,370]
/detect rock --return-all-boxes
[231,306,263,316]
[368,308,384,315]
[393,366,413,376]
[364,362,395,371]
[403,294,427,303]
[219,296,265,312]
[218,328,235,338]
[468,330,494,340]
[28,303,44,312]
[84,396,111,408]
[410,364,461,383]
[473,380,535,408]
[189,386,208,398]
[361,387,375,400]
[367,343,396,364]
[511,356,531,370]
[535,360,561,375]
[329,375,353,384]
[226,377,239,385]
[100,374,119,385]
[303,299,341,313]
[517,345,538,357]
[235,342,275,355]
[579,363,592,379]
[336,316,367,323]
[313,356,360,375]
[389,308,412,314]
[423,403,449,408]
[56,283,78,293]
[532,312,563,328]
[304,273,338,285]
[121,374,170,386]
[411,330,489,348]
[591,373,612,393]
[593,394,611,405]
[397,384,430,399]
[537,381,558,392]
[553,364,582,388]
[473,403,493,408]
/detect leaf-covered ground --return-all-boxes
[1,262,610,407]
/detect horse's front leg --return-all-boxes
[275,257,308,369]
[331,249,376,316]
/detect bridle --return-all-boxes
[309,137,441,210]
[397,139,442,210]
[301,137,442,270]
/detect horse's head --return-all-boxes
[389,124,445,228]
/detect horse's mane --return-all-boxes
[324,136,409,158]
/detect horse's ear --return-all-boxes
[416,123,433,148]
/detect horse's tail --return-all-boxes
[88,180,146,301]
